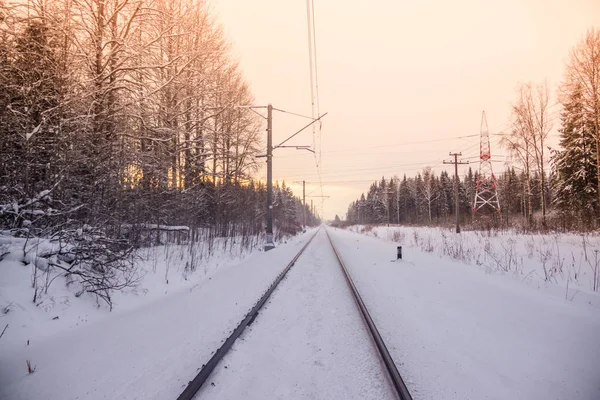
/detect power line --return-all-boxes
[277,160,444,180]
[443,152,469,233]
[320,134,479,155]
[271,108,315,120]
[311,0,320,120]
[271,134,481,160]
[305,0,325,217]
[273,147,450,159]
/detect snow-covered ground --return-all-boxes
[0,233,264,349]
[348,224,600,308]
[2,225,599,400]
[0,230,316,400]
[330,226,600,399]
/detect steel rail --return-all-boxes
[325,228,413,400]
[176,228,320,400]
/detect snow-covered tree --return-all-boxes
[552,84,598,225]
[563,28,600,209]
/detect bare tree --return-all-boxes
[503,81,552,227]
[421,167,437,224]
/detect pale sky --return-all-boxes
[212,0,600,220]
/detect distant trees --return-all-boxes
[347,169,464,227]
[345,167,548,229]
[330,214,342,228]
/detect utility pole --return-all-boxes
[303,180,306,231]
[443,152,468,233]
[265,104,275,250]
[292,180,311,230]
[258,106,326,251]
[307,195,329,224]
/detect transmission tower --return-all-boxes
[473,111,501,214]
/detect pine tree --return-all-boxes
[552,84,598,225]
[398,175,413,224]
[439,170,453,220]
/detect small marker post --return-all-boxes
[397,246,402,260]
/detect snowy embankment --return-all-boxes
[0,230,315,400]
[0,232,257,348]
[347,224,600,307]
[329,227,600,400]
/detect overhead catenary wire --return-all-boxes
[305,0,325,218]
[276,152,513,183]
[312,0,320,122]
[306,0,316,141]
[311,0,322,167]
[272,108,316,120]
[278,159,446,180]
[271,135,481,160]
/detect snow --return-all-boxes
[347,224,600,307]
[0,230,316,400]
[329,226,600,400]
[198,228,394,400]
[124,224,191,231]
[2,225,599,400]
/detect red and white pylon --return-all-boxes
[473,111,501,214]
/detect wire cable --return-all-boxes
[305,0,325,218]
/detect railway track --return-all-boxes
[325,228,413,400]
[177,227,413,400]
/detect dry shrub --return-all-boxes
[362,224,375,233]
[391,230,405,243]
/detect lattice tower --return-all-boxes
[474,111,501,214]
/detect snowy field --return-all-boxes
[2,225,599,400]
[0,230,316,400]
[1,232,265,349]
[347,224,600,308]
[329,227,600,399]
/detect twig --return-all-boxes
[0,324,8,340]
[569,289,580,302]
[521,269,536,282]
[26,359,36,374]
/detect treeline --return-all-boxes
[347,28,600,231]
[0,0,316,241]
[345,168,551,229]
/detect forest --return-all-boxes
[0,0,317,304]
[0,0,316,240]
